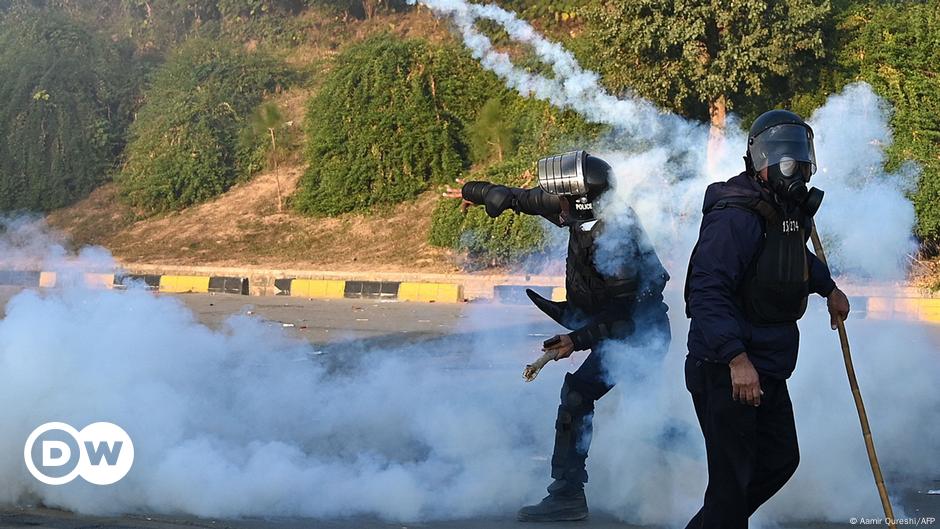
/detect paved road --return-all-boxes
[0,288,937,529]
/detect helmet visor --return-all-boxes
[537,151,586,196]
[749,124,816,175]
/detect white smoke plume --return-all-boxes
[408,0,917,279]
[0,226,560,519]
[0,1,936,526]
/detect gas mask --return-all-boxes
[746,111,824,216]
[766,157,824,216]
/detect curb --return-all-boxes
[0,271,248,295]
[1,268,938,324]
[273,278,464,303]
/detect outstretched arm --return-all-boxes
[461,181,563,225]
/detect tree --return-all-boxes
[833,0,940,245]
[468,98,518,163]
[582,0,830,134]
[244,101,289,212]
[0,13,136,211]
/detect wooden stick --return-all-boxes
[810,222,896,528]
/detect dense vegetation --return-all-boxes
[295,36,485,215]
[834,1,940,244]
[118,39,291,212]
[296,33,600,220]
[0,14,136,211]
[581,0,830,128]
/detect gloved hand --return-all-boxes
[442,178,477,213]
[543,334,575,360]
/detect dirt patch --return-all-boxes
[46,166,463,273]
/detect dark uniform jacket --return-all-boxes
[685,173,836,379]
[463,182,669,352]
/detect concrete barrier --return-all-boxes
[398,282,463,303]
[1,264,937,321]
[273,278,464,303]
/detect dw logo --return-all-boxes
[24,422,134,485]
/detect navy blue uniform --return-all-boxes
[686,173,835,379]
[684,173,837,529]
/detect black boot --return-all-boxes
[517,479,588,522]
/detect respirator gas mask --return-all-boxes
[746,111,824,216]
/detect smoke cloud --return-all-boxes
[0,1,936,526]
[0,229,560,519]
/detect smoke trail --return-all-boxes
[405,0,697,147]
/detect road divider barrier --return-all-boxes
[0,271,248,295]
[0,268,937,320]
[275,278,464,303]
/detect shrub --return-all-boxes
[118,38,291,212]
[295,35,500,216]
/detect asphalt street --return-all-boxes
[1,288,937,529]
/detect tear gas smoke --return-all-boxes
[406,0,694,143]
[0,234,560,519]
[1,0,937,525]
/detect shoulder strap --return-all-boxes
[706,196,778,223]
[686,195,777,318]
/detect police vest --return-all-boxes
[565,220,638,313]
[690,197,811,325]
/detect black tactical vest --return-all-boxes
[688,197,811,325]
[565,220,638,313]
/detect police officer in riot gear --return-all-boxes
[446,151,671,522]
[684,110,850,528]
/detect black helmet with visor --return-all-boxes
[747,110,823,214]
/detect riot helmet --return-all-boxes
[746,110,824,215]
[537,150,611,221]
